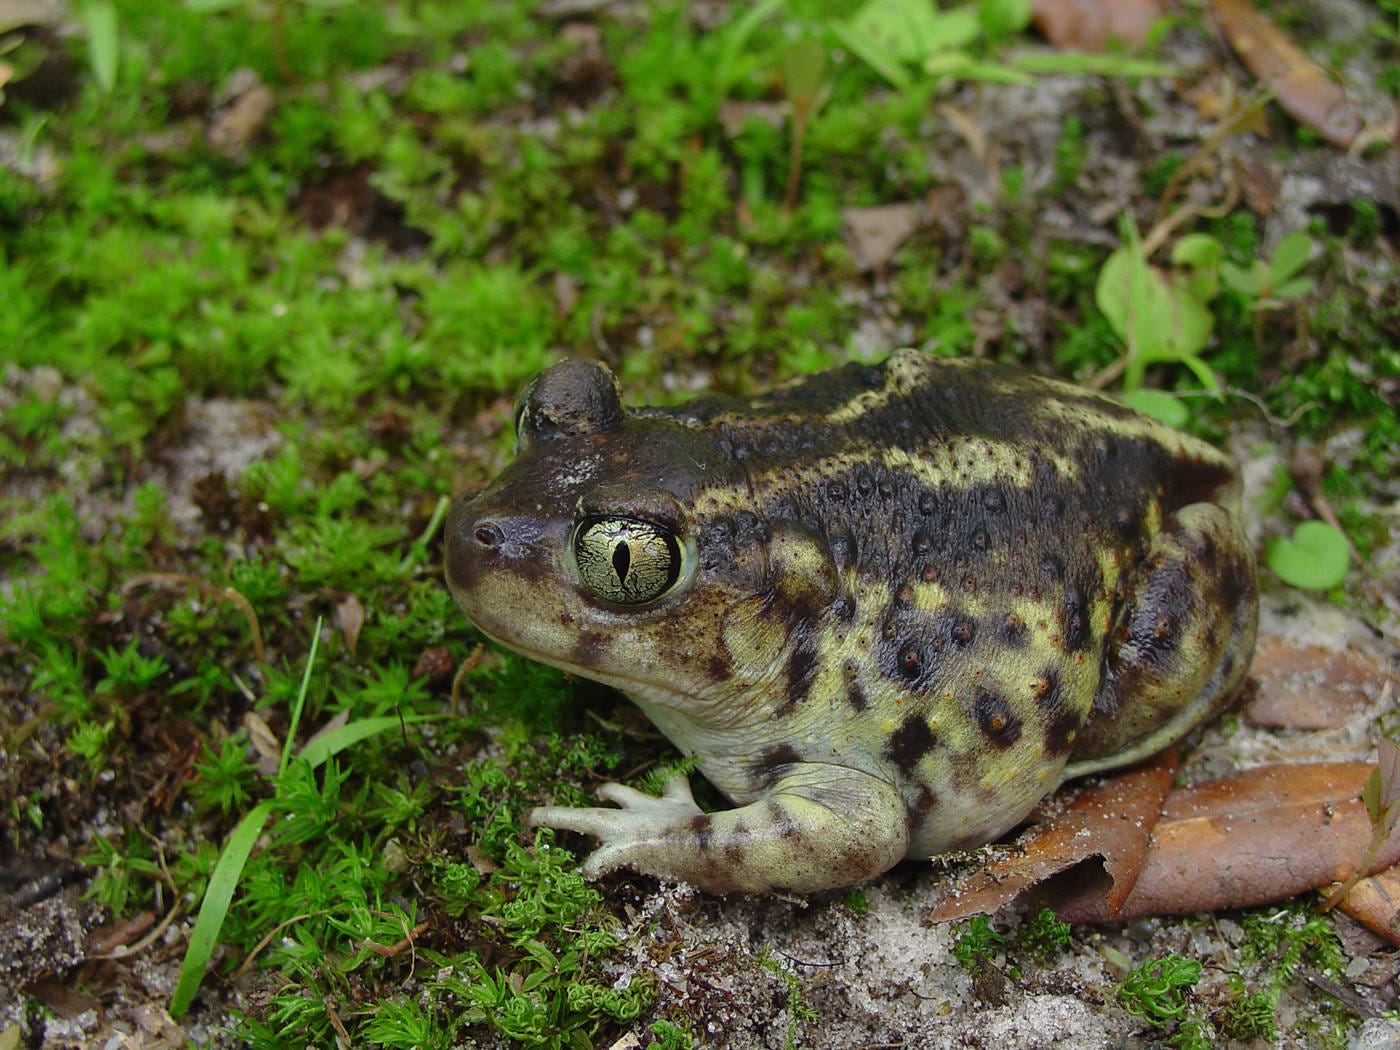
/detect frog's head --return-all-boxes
[446,358,812,725]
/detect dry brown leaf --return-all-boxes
[243,710,281,775]
[928,751,1177,922]
[0,0,65,34]
[1246,635,1394,729]
[842,203,923,271]
[1210,0,1363,148]
[1053,762,1400,922]
[208,69,275,158]
[336,593,365,655]
[1336,864,1400,946]
[1031,0,1164,51]
[24,979,100,1020]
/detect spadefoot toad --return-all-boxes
[445,350,1257,894]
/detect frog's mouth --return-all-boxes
[464,612,705,712]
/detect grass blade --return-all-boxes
[298,714,436,770]
[169,801,273,1018]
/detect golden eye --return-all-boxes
[573,517,683,606]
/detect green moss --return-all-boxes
[2,0,1392,1043]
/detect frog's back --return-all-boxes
[645,350,1244,853]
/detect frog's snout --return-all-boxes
[467,518,505,550]
[445,497,551,597]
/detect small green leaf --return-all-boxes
[1172,233,1222,301]
[1363,766,1384,826]
[1266,521,1349,591]
[918,7,983,53]
[1267,231,1313,284]
[977,0,1032,38]
[832,21,913,90]
[1219,260,1262,297]
[183,0,254,11]
[78,0,119,92]
[1120,389,1190,428]
[1010,53,1173,78]
[715,0,787,98]
[780,37,828,102]
[1172,233,1223,272]
[846,0,945,65]
[1270,275,1314,301]
[925,54,1033,84]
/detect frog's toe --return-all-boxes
[528,776,705,856]
[596,774,699,813]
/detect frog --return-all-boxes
[444,349,1258,895]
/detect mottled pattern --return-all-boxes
[445,350,1258,893]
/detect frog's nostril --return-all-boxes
[473,521,505,548]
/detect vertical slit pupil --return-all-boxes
[612,541,631,583]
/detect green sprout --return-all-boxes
[1319,734,1400,913]
[1266,520,1350,591]
[1118,953,1201,1026]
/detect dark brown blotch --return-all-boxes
[847,682,868,711]
[756,744,801,775]
[1000,613,1028,646]
[885,714,938,776]
[1044,710,1080,756]
[1062,583,1092,653]
[780,633,822,714]
[972,689,1022,749]
[569,629,610,666]
[691,814,715,852]
[904,784,939,833]
[768,799,800,838]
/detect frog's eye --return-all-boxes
[573,516,683,606]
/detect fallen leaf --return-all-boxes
[1246,635,1395,730]
[717,100,785,139]
[23,979,99,1019]
[1031,0,1164,51]
[1336,864,1400,946]
[244,709,281,774]
[1052,763,1400,922]
[336,593,365,655]
[1209,0,1363,148]
[843,202,923,271]
[207,68,275,158]
[928,751,1177,922]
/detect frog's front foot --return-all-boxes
[528,774,706,877]
[528,765,908,895]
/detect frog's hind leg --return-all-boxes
[1061,502,1258,782]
